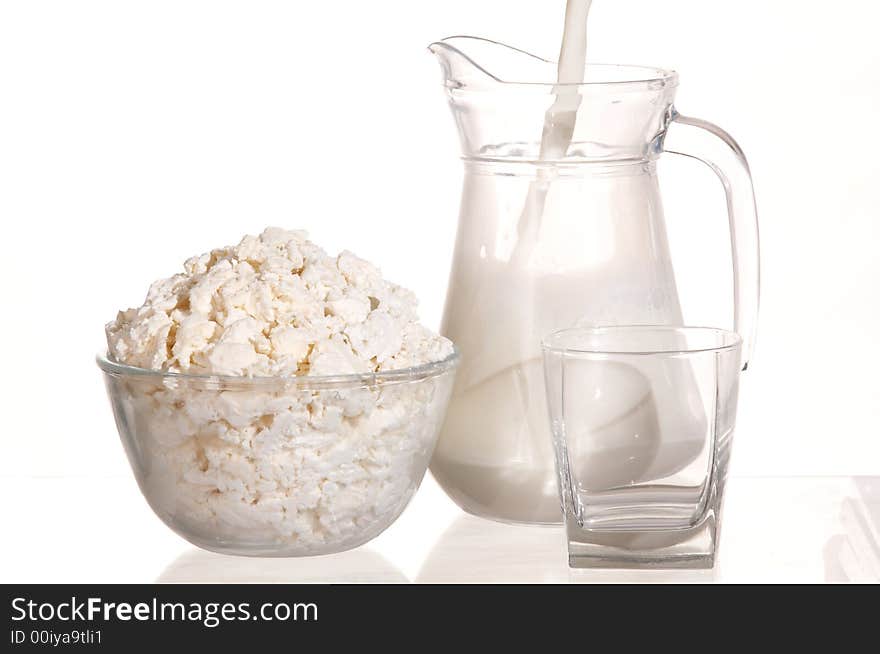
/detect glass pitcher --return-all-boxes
[428,36,760,525]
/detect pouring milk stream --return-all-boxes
[511,0,592,267]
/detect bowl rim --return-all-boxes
[96,347,460,389]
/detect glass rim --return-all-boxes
[430,36,679,91]
[541,325,743,356]
[96,347,460,389]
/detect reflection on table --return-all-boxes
[158,547,407,583]
[154,477,879,583]
[416,515,718,583]
[417,477,880,583]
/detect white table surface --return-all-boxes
[2,475,877,583]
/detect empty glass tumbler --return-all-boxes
[542,326,743,569]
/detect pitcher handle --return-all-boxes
[663,109,761,369]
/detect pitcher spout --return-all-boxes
[428,35,679,163]
[428,36,552,90]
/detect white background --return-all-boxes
[1,0,878,504]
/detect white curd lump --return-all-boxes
[106,228,454,552]
[107,227,452,376]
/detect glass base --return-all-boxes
[568,551,715,570]
[566,514,718,569]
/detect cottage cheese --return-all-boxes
[107,227,452,377]
[105,228,455,553]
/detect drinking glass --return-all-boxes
[542,326,743,568]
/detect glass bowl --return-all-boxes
[97,350,459,557]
